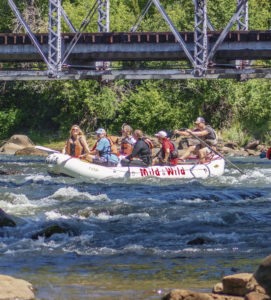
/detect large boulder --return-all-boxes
[244,140,260,150]
[221,273,252,296]
[0,135,34,155]
[0,274,35,300]
[246,254,271,297]
[15,147,48,157]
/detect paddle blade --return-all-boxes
[267,148,271,160]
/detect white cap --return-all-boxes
[96,128,106,135]
[155,130,167,138]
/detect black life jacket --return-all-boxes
[139,138,152,166]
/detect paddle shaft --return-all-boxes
[187,131,245,175]
[35,146,60,153]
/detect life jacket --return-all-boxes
[142,137,154,157]
[161,139,178,161]
[139,138,153,165]
[66,136,85,157]
[169,141,179,160]
[92,135,118,156]
[205,125,217,140]
[106,135,118,155]
[121,141,133,156]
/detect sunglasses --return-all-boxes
[72,128,79,131]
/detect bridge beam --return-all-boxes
[1,68,271,81]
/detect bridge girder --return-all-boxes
[4,0,268,80]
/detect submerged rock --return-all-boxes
[0,169,20,175]
[31,223,79,240]
[187,237,215,245]
[0,208,16,227]
[0,274,35,300]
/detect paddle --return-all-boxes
[35,146,60,153]
[187,131,245,175]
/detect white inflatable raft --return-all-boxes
[45,153,225,181]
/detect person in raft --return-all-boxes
[121,129,152,167]
[118,123,136,157]
[152,130,178,166]
[62,124,90,157]
[174,117,217,162]
[81,128,119,167]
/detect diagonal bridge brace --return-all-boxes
[207,0,249,64]
[7,0,76,76]
[151,0,196,68]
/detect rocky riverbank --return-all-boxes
[162,254,271,300]
[0,134,269,158]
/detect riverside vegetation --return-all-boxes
[0,0,271,147]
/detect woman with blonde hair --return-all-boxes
[62,124,90,157]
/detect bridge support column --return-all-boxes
[97,0,110,70]
[236,0,249,69]
[48,0,62,75]
[194,0,208,75]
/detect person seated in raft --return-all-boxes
[174,117,217,163]
[152,130,178,166]
[62,124,90,158]
[121,129,152,167]
[81,128,119,167]
[118,123,136,157]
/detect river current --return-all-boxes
[0,154,270,299]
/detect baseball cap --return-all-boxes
[195,117,205,124]
[155,130,167,138]
[96,128,106,135]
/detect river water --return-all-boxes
[0,154,270,299]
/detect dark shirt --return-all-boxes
[126,139,151,165]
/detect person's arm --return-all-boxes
[126,141,141,160]
[80,136,90,154]
[187,129,208,137]
[174,129,190,136]
[161,148,170,163]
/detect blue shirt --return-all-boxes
[96,137,118,164]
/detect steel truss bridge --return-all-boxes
[2,0,271,80]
